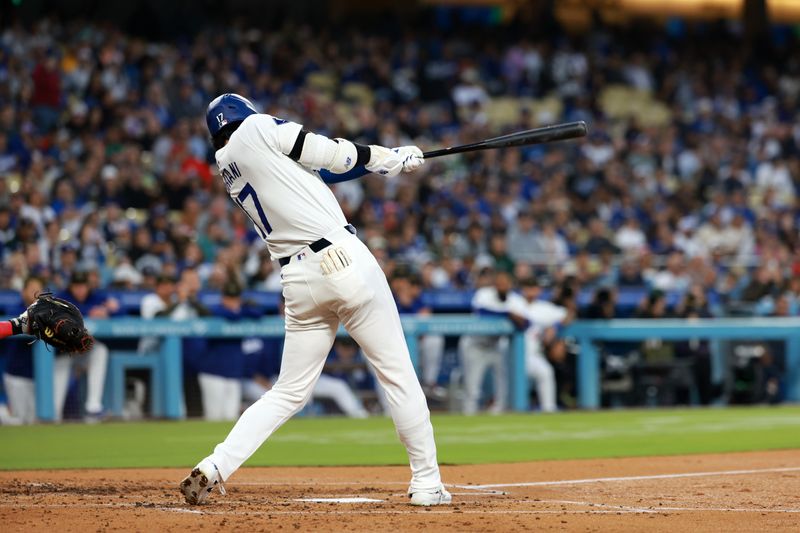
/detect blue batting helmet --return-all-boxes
[206,93,258,138]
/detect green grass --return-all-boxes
[1,406,799,470]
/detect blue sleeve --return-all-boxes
[319,166,370,183]
[93,291,121,316]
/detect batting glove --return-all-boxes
[393,146,424,173]
[321,247,352,276]
[365,145,404,177]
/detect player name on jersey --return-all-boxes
[220,161,242,193]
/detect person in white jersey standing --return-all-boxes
[180,94,450,507]
[509,277,570,413]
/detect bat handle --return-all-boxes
[422,145,481,159]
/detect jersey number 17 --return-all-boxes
[235,182,273,238]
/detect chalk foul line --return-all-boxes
[453,466,800,489]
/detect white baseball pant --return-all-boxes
[459,337,508,415]
[198,373,243,421]
[205,226,442,492]
[53,342,109,420]
[526,351,557,412]
[2,373,36,424]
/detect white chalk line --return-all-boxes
[226,465,800,491]
[454,466,800,489]
[659,506,800,513]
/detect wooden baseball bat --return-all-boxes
[422,121,588,159]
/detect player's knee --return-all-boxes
[266,384,309,407]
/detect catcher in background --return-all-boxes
[0,276,94,422]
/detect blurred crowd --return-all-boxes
[2,14,797,420]
[0,17,799,321]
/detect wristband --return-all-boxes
[1,321,16,337]
[353,143,371,167]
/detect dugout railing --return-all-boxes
[27,316,800,421]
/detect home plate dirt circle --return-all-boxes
[2,450,799,532]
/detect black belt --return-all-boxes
[278,224,356,267]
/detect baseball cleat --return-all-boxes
[408,485,452,506]
[180,460,226,505]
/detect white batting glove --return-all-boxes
[365,145,405,177]
[321,247,352,276]
[393,146,424,173]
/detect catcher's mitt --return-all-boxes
[27,293,94,353]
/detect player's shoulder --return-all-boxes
[230,113,297,150]
[239,113,289,131]
[228,113,265,141]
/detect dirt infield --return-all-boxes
[2,449,799,532]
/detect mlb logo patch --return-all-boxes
[297,253,306,261]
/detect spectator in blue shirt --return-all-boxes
[192,280,259,421]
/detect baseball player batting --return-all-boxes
[180,94,451,506]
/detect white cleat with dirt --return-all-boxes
[180,459,226,505]
[408,486,452,506]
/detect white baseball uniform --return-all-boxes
[509,297,567,412]
[459,287,526,415]
[201,114,443,493]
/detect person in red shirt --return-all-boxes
[30,52,62,132]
